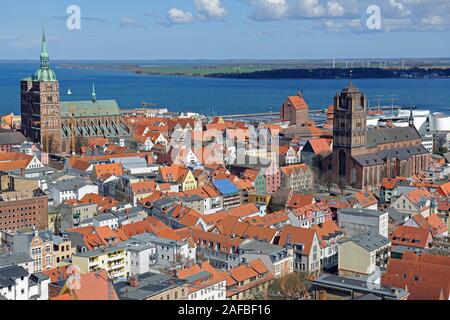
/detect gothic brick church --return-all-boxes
[20,30,131,154]
[322,80,430,191]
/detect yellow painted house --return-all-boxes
[182,170,198,191]
[72,246,128,280]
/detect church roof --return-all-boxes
[61,100,121,117]
[341,80,361,94]
[353,153,385,167]
[367,126,421,148]
[378,145,429,161]
[353,144,429,167]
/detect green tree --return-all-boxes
[267,273,309,300]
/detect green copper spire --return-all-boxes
[33,27,57,82]
[91,83,97,102]
[40,27,49,62]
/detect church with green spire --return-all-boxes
[20,29,131,155]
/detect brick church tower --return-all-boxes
[20,29,62,154]
[329,77,368,184]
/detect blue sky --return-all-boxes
[0,0,449,60]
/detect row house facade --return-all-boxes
[280,164,314,192]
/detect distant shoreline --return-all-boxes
[58,63,450,80]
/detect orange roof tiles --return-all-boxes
[41,266,70,283]
[437,182,450,197]
[213,215,277,242]
[66,226,128,250]
[79,193,118,212]
[120,216,170,237]
[278,225,317,255]
[287,95,309,111]
[390,226,431,249]
[381,252,450,300]
[348,191,378,208]
[280,164,308,176]
[131,180,157,194]
[71,270,119,300]
[229,264,259,283]
[226,203,260,219]
[139,191,164,206]
[306,138,332,155]
[68,158,92,172]
[426,214,448,237]
[405,188,433,208]
[288,194,315,209]
[51,293,75,300]
[176,261,226,293]
[243,210,289,228]
[94,163,123,178]
[160,165,190,183]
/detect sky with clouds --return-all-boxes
[0,0,449,60]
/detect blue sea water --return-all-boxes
[0,61,449,116]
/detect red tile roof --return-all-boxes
[437,182,450,197]
[94,163,123,179]
[381,252,450,300]
[286,95,309,111]
[306,138,332,155]
[278,226,317,255]
[390,226,431,249]
[288,194,315,209]
[67,158,92,172]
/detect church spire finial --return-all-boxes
[91,83,97,102]
[40,26,49,68]
[349,69,353,84]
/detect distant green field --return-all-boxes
[137,65,275,76]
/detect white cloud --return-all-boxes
[166,8,194,26]
[322,18,362,33]
[245,0,450,33]
[327,1,345,17]
[248,0,288,21]
[194,0,227,18]
[247,0,348,20]
[389,0,411,17]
